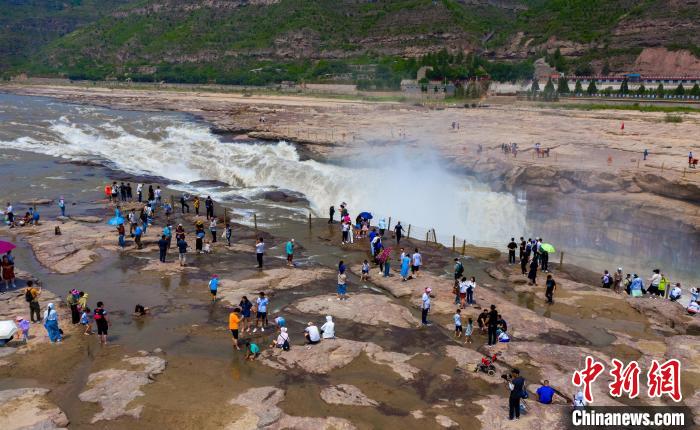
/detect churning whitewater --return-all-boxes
[0,94,526,244]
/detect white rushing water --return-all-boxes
[0,94,526,244]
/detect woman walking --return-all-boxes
[400,252,411,281]
[43,303,62,343]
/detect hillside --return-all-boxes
[3,0,700,84]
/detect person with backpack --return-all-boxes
[93,301,110,345]
[454,258,464,287]
[271,327,290,350]
[25,281,41,322]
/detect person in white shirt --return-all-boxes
[421,287,431,326]
[669,283,682,302]
[687,301,699,315]
[255,238,265,269]
[304,322,321,345]
[458,277,468,308]
[412,248,422,278]
[648,269,662,297]
[320,315,335,339]
[467,276,476,306]
[136,184,143,202]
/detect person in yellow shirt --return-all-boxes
[229,308,241,351]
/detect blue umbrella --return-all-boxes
[358,211,373,220]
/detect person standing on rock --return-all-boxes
[545,274,556,304]
[177,235,188,266]
[454,258,464,290]
[2,255,16,291]
[254,292,269,332]
[229,308,241,351]
[394,221,404,244]
[205,196,214,220]
[25,281,41,322]
[518,237,525,262]
[43,303,62,343]
[136,183,143,203]
[239,296,253,333]
[58,196,66,217]
[613,268,623,294]
[454,309,462,338]
[328,205,335,224]
[486,304,499,346]
[421,287,432,326]
[507,238,517,264]
[148,185,155,203]
[193,196,200,215]
[400,252,411,281]
[66,289,80,324]
[411,248,422,278]
[209,217,217,243]
[527,257,538,286]
[133,224,143,250]
[158,235,168,263]
[255,237,265,269]
[180,194,190,214]
[94,301,109,345]
[163,224,172,249]
[208,275,219,303]
[467,276,476,306]
[224,223,232,246]
[337,264,348,301]
[507,369,525,421]
[126,183,132,201]
[286,239,295,267]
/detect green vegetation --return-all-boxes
[664,114,683,123]
[1,0,700,85]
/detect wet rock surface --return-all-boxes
[292,293,419,328]
[320,384,378,406]
[256,189,310,205]
[260,338,418,380]
[0,387,69,430]
[78,353,166,422]
[217,267,334,305]
[228,386,356,429]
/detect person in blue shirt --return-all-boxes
[254,292,269,332]
[208,274,219,302]
[536,380,555,404]
[158,235,168,263]
[239,296,253,333]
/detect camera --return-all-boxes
[501,373,511,381]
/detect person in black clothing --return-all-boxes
[508,369,525,420]
[545,274,556,304]
[120,182,127,201]
[518,237,525,261]
[158,235,168,263]
[205,196,214,219]
[148,185,155,202]
[126,183,132,200]
[520,254,528,275]
[528,258,538,285]
[507,238,517,264]
[394,222,404,244]
[486,304,499,346]
[180,195,190,213]
[328,205,335,223]
[540,249,549,272]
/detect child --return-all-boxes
[454,309,462,338]
[208,274,219,302]
[203,241,212,254]
[464,317,473,344]
[245,341,260,361]
[361,260,370,281]
[16,316,30,343]
[80,307,92,335]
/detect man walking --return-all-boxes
[180,195,190,213]
[158,235,168,263]
[421,287,432,326]
[487,304,499,346]
[25,281,41,323]
[508,369,525,421]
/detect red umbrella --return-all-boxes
[0,241,16,254]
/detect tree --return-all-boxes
[543,78,556,100]
[587,80,598,95]
[531,78,540,92]
[575,63,593,76]
[690,83,700,97]
[557,76,570,93]
[619,78,629,94]
[602,61,611,76]
[637,84,646,95]
[656,84,664,97]
[674,84,685,96]
[574,80,583,94]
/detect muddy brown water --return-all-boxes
[0,148,675,428]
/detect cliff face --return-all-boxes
[458,156,700,272]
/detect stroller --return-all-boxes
[474,352,501,376]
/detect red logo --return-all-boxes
[572,356,605,403]
[647,359,682,402]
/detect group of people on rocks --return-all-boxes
[3,201,41,228]
[16,282,110,345]
[602,268,699,314]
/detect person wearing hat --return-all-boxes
[421,287,432,326]
[286,239,295,267]
[208,274,219,302]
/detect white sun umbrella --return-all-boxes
[0,320,18,344]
